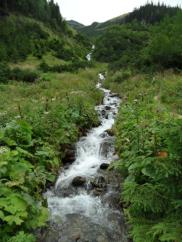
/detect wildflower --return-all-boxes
[0,147,9,154]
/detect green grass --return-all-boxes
[105,69,182,242]
[9,53,68,71]
[104,70,182,115]
[0,67,103,126]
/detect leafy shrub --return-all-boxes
[55,47,75,61]
[0,62,10,83]
[3,120,32,146]
[0,119,61,240]
[39,60,90,73]
[110,69,132,83]
[114,100,182,242]
[8,232,35,242]
[39,61,50,72]
[10,68,39,82]
[143,13,182,69]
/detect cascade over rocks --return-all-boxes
[43,73,128,242]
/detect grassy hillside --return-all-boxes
[67,20,85,31]
[68,14,127,38]
[69,3,180,39]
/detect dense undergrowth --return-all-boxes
[0,66,103,241]
[104,71,182,242]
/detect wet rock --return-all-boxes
[112,154,119,161]
[99,132,108,138]
[105,106,111,110]
[71,232,81,241]
[101,109,106,116]
[72,176,86,187]
[61,144,75,164]
[100,163,109,170]
[42,214,127,242]
[109,93,120,98]
[103,191,121,209]
[100,137,114,157]
[91,176,107,189]
[106,129,114,136]
[92,188,104,196]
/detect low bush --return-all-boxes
[0,62,10,83]
[110,69,132,83]
[0,119,59,241]
[39,59,91,73]
[10,68,39,82]
[114,99,182,242]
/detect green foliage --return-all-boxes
[124,3,180,24]
[39,59,92,73]
[0,0,66,33]
[0,16,49,62]
[114,98,182,242]
[8,232,36,242]
[10,68,39,82]
[94,24,149,69]
[0,65,101,240]
[94,9,182,71]
[0,120,58,240]
[143,13,182,69]
[0,62,10,83]
[109,69,132,83]
[0,7,88,65]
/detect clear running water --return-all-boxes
[43,73,128,242]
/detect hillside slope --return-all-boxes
[68,3,180,38]
[68,13,127,38]
[67,20,85,30]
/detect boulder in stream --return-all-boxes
[106,128,114,136]
[91,176,107,189]
[72,176,86,187]
[109,93,120,98]
[100,163,110,170]
[101,109,106,116]
[61,144,75,164]
[105,105,111,110]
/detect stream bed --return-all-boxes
[41,74,128,242]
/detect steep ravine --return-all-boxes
[40,74,128,242]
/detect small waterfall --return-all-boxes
[86,44,95,61]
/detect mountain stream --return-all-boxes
[42,74,128,242]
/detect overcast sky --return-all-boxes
[56,0,181,25]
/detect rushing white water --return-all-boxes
[45,73,121,229]
[86,44,95,61]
